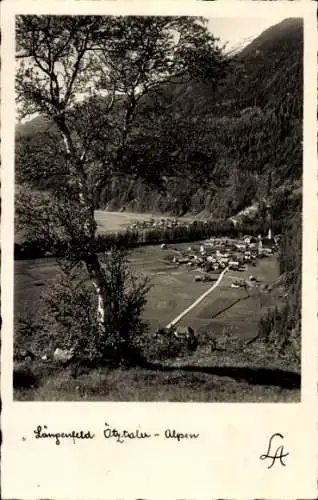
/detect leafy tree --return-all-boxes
[16,18,302,224]
[16,15,227,357]
[42,250,150,366]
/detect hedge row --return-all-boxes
[14,218,276,260]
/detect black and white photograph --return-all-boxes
[2,1,317,498]
[12,12,304,403]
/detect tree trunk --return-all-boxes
[84,253,106,333]
[92,280,105,327]
[55,116,96,239]
[54,116,106,332]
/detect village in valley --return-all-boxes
[128,216,280,283]
[113,214,283,347]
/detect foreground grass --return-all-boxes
[14,336,300,402]
[15,369,299,402]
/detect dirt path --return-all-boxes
[166,267,229,329]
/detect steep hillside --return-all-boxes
[227,17,303,114]
[99,18,302,220]
[15,17,303,225]
[140,18,303,120]
[174,17,303,119]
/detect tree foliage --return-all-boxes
[17,18,302,225]
[16,251,151,367]
[16,15,227,362]
[16,14,228,234]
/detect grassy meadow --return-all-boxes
[14,217,300,402]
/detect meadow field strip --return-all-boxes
[14,246,294,403]
[14,242,279,340]
[166,267,228,329]
[175,257,279,338]
[94,211,195,234]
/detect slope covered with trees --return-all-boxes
[16,18,302,234]
[15,17,303,367]
[98,17,302,222]
[15,15,230,368]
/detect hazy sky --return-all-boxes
[207,15,288,50]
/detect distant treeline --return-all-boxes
[14,218,280,260]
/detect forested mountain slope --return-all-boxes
[15,17,303,362]
[16,17,303,227]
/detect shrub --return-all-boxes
[15,303,52,361]
[41,268,106,364]
[140,328,200,362]
[258,301,300,364]
[96,248,151,365]
[27,249,152,368]
[141,333,183,362]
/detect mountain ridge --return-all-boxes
[16,18,303,136]
[16,17,302,227]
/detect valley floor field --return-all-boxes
[95,210,164,233]
[14,213,300,402]
[95,210,196,233]
[15,210,199,244]
[15,242,279,340]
